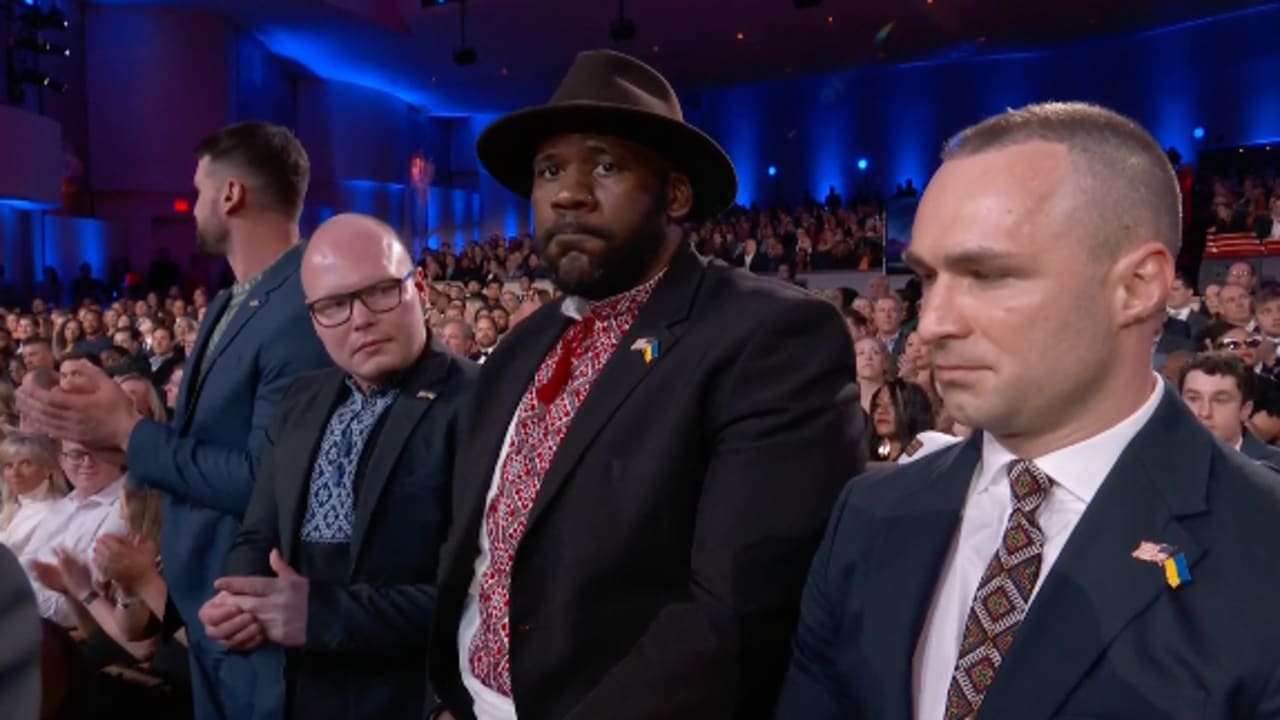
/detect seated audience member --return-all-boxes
[855,336,893,416]
[20,338,56,374]
[1205,320,1262,369]
[1159,349,1194,387]
[204,214,473,720]
[868,378,936,463]
[1217,283,1254,329]
[0,433,68,556]
[897,330,932,387]
[23,439,127,626]
[439,318,476,360]
[0,381,18,432]
[1179,352,1280,469]
[116,373,167,421]
[1248,375,1280,445]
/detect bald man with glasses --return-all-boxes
[200,213,475,720]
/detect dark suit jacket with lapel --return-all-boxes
[431,245,866,720]
[125,243,332,720]
[224,345,473,720]
[0,544,39,720]
[1241,431,1280,472]
[777,388,1280,720]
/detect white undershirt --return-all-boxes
[20,475,127,627]
[911,376,1164,720]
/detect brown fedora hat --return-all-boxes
[475,49,738,221]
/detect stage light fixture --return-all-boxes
[20,69,68,94]
[1192,126,1206,140]
[17,37,70,57]
[610,0,635,42]
[767,165,777,176]
[856,158,869,171]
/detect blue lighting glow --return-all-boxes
[1192,126,1206,140]
[856,158,869,171]
[767,165,777,177]
[0,197,58,211]
[23,0,35,6]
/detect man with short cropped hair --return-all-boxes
[1180,352,1280,468]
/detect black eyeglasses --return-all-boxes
[307,270,414,328]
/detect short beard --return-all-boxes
[540,217,668,301]
[196,221,228,256]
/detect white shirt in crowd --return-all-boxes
[1166,305,1193,322]
[0,492,62,557]
[20,474,128,627]
[911,375,1164,720]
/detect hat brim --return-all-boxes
[475,102,738,221]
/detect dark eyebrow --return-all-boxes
[905,246,1022,273]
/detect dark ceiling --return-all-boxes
[91,0,1276,114]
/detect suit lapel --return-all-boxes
[977,391,1210,720]
[177,289,229,429]
[278,374,346,566]
[349,350,452,577]
[187,244,304,415]
[524,246,705,535]
[863,436,980,720]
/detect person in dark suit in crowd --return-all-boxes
[202,214,472,720]
[17,121,332,720]
[777,101,1280,720]
[0,544,40,720]
[430,49,864,720]
[1178,352,1280,471]
[1167,269,1208,339]
[1153,315,1195,370]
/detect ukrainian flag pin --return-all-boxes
[630,337,659,364]
[1162,552,1192,589]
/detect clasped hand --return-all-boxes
[199,549,308,652]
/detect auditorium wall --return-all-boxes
[694,5,1280,208]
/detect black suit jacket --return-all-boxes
[431,245,865,719]
[225,346,474,720]
[1241,431,1280,472]
[777,388,1280,719]
[0,545,39,720]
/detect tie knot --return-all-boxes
[1008,460,1052,513]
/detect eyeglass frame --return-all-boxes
[306,269,417,329]
[60,450,99,466]
[1215,336,1264,351]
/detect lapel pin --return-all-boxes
[416,390,437,402]
[1131,540,1192,589]
[630,337,660,364]
[248,299,261,308]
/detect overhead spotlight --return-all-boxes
[17,37,71,58]
[20,6,69,31]
[610,0,635,41]
[767,165,777,177]
[450,0,476,67]
[20,69,68,94]
[793,0,823,7]
[1192,126,1206,140]
[856,158,869,171]
[610,17,636,41]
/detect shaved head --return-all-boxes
[303,213,426,389]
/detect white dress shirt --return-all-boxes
[912,377,1164,720]
[0,492,61,557]
[19,475,127,627]
[1166,305,1192,322]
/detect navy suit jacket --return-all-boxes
[224,346,474,720]
[1241,431,1280,472]
[126,243,331,720]
[777,388,1280,719]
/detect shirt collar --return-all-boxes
[975,373,1165,504]
[71,474,126,506]
[343,375,401,401]
[560,269,666,323]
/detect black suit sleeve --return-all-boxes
[566,298,865,719]
[774,482,859,719]
[0,545,40,720]
[304,581,439,656]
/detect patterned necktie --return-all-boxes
[467,273,663,698]
[945,459,1053,720]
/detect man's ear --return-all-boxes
[665,172,693,222]
[221,178,248,215]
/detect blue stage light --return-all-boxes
[767,165,777,177]
[1192,126,1205,140]
[856,158,868,171]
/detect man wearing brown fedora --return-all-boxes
[429,49,864,720]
